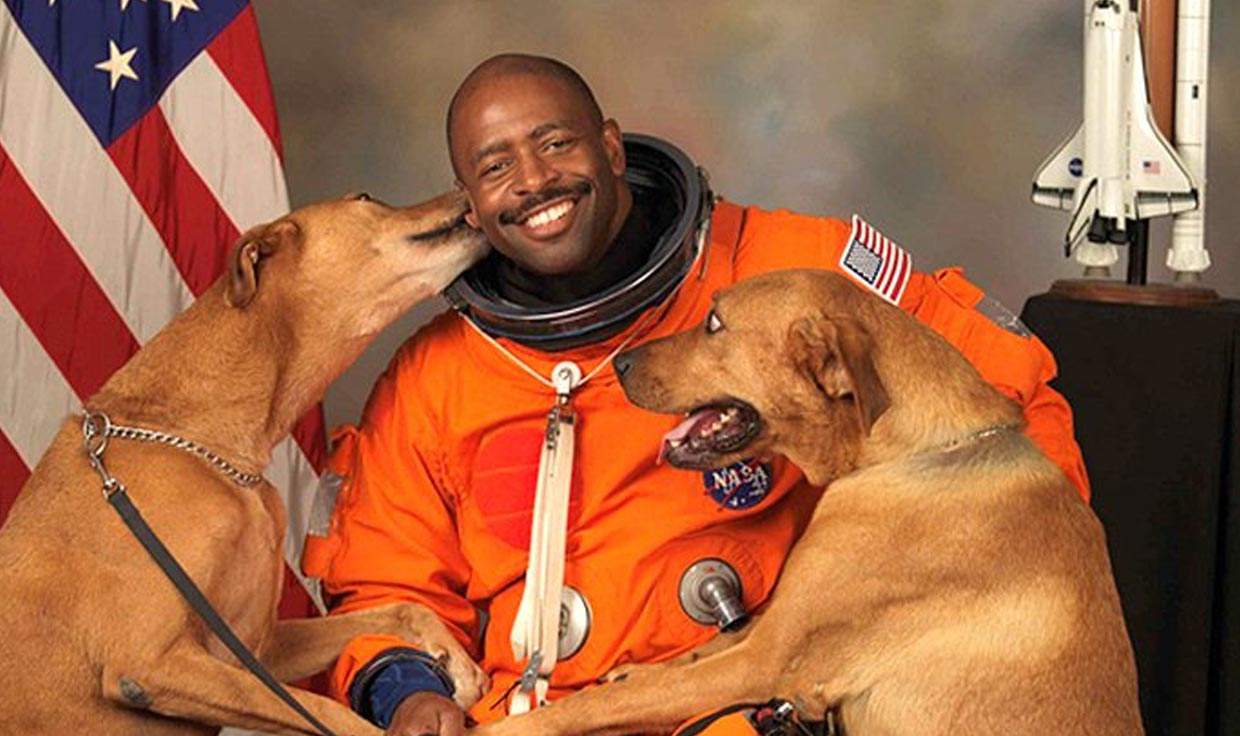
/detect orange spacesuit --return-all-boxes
[302,200,1090,726]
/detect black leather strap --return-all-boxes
[107,487,338,736]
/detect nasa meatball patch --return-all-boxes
[702,458,773,510]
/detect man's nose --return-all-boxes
[512,154,558,195]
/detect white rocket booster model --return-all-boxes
[1032,0,1201,272]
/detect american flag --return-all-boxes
[839,214,912,306]
[0,0,325,682]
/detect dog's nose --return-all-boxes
[613,351,634,379]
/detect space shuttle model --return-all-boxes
[1032,0,1210,280]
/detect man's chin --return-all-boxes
[502,241,595,276]
[498,216,600,272]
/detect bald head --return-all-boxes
[444,54,629,276]
[446,54,603,176]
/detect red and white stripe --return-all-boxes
[0,1,324,634]
[847,214,912,306]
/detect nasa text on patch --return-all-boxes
[839,215,912,306]
[702,458,773,510]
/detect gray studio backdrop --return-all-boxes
[253,1,1240,432]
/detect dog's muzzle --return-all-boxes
[660,400,764,470]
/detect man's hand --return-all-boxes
[386,691,467,736]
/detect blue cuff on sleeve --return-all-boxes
[347,647,455,728]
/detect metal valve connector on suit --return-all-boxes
[679,558,748,631]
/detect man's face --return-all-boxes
[450,73,629,275]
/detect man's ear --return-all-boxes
[788,315,890,435]
[601,118,626,177]
[225,219,298,308]
[456,180,480,230]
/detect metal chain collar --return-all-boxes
[82,410,263,493]
[935,424,1020,455]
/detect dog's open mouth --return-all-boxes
[660,400,762,469]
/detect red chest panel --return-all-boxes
[470,423,583,549]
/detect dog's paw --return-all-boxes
[376,602,490,708]
[442,651,488,710]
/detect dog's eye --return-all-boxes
[706,310,725,334]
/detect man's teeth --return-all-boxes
[525,201,573,228]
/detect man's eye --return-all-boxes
[480,160,509,178]
[706,310,725,334]
[546,138,572,150]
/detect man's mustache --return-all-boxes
[498,181,593,225]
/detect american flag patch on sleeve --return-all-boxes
[838,215,912,305]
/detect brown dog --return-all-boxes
[0,192,490,735]
[470,269,1141,735]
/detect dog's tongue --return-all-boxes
[660,408,724,463]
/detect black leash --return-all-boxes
[83,412,338,736]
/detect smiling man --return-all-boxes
[450,60,630,282]
[303,54,1092,736]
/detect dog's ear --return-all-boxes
[225,220,298,308]
[789,315,890,435]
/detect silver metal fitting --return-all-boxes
[557,585,592,659]
[678,558,748,631]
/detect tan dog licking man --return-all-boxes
[0,192,490,735]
